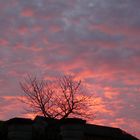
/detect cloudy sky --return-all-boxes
[0,0,140,138]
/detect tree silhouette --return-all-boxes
[20,75,94,120]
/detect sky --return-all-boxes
[0,0,140,138]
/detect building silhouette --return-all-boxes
[0,116,139,140]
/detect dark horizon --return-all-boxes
[1,116,139,140]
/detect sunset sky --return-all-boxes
[0,0,140,138]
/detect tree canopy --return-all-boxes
[20,75,94,120]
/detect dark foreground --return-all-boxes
[0,116,139,140]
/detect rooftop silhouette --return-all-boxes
[0,116,139,140]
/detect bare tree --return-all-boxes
[20,75,94,120]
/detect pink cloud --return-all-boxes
[0,0,140,138]
[89,24,140,37]
[21,8,34,17]
[0,38,9,46]
[49,24,62,33]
